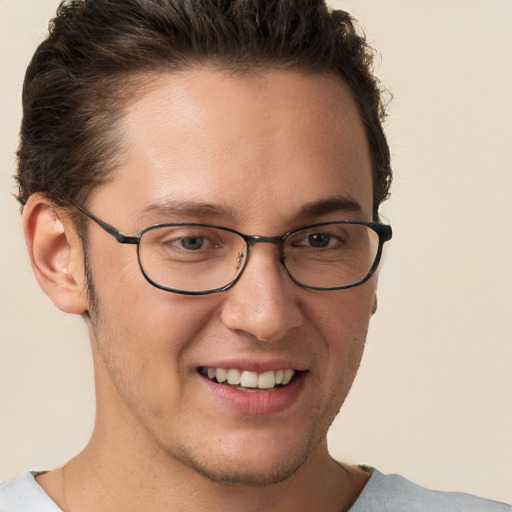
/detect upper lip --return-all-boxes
[198,358,309,373]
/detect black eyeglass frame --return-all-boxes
[70,200,392,295]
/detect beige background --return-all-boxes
[1,0,511,503]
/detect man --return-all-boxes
[0,1,509,510]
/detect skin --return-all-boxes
[25,68,378,511]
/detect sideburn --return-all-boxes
[78,222,101,322]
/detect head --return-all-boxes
[18,0,392,488]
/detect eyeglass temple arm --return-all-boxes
[70,200,139,244]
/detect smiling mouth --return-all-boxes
[199,367,298,391]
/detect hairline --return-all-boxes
[76,62,373,213]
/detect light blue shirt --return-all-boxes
[0,469,510,511]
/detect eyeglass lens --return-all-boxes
[137,223,381,293]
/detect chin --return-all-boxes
[177,451,308,487]
[167,431,316,487]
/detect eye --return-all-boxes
[163,231,220,253]
[291,230,344,249]
[146,226,222,255]
[306,232,333,248]
[178,236,206,251]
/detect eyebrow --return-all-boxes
[296,195,363,218]
[137,194,363,225]
[137,200,237,223]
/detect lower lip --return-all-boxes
[200,372,306,415]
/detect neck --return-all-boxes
[38,429,369,512]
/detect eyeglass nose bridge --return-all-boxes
[235,233,289,278]
[244,234,284,246]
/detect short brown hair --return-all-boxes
[16,0,391,218]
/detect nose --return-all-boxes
[220,244,303,342]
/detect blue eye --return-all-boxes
[180,236,205,250]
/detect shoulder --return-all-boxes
[350,468,511,512]
[0,472,61,512]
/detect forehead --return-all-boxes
[94,68,373,228]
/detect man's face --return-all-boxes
[83,68,376,484]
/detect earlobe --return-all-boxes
[23,194,88,315]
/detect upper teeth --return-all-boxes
[202,367,296,389]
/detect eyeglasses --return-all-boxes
[71,201,392,295]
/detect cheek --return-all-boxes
[88,239,205,344]
[311,283,375,389]
[87,245,219,391]
[93,276,217,358]
[313,281,376,347]
[88,278,222,425]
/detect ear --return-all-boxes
[23,194,88,314]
